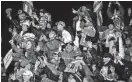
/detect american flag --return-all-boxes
[93,1,103,27]
[23,1,34,16]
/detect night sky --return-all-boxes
[1,1,132,57]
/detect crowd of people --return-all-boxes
[1,1,132,82]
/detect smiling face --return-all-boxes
[57,21,65,31]
[22,75,31,82]
[108,24,114,30]
[22,24,28,31]
[39,17,47,30]
[87,41,92,48]
[57,24,64,31]
[26,41,32,50]
[49,30,56,39]
[103,57,111,64]
[65,44,73,53]
[18,13,26,20]
[110,66,115,73]
[39,12,44,17]
[50,53,59,65]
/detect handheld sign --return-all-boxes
[3,49,13,69]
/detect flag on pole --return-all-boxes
[93,1,103,27]
[23,1,34,16]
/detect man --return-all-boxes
[56,21,72,44]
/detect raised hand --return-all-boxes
[72,8,78,14]
[9,39,14,45]
[116,1,120,5]
[9,73,16,81]
[5,8,12,20]
[108,2,112,7]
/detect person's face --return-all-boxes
[80,21,85,28]
[44,13,51,21]
[50,54,59,65]
[128,8,132,15]
[116,32,121,37]
[39,22,46,29]
[21,41,27,48]
[39,17,47,29]
[108,24,114,30]
[109,30,114,34]
[87,41,92,48]
[26,41,32,49]
[82,6,87,12]
[57,24,64,31]
[39,12,44,16]
[112,46,116,55]
[49,31,56,39]
[116,11,120,16]
[125,38,131,45]
[19,13,26,20]
[25,64,31,70]
[130,19,132,25]
[68,75,76,82]
[92,64,96,71]
[103,57,111,63]
[43,14,49,21]
[110,66,115,73]
[66,44,73,53]
[22,24,28,31]
[22,75,31,82]
[73,16,78,20]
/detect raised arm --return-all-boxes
[107,2,114,19]
[9,39,23,56]
[116,1,124,17]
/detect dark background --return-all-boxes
[1,1,132,58]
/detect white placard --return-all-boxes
[3,49,13,69]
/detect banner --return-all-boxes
[93,1,103,27]
[3,49,13,69]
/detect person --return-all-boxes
[60,43,79,66]
[125,6,132,26]
[5,1,132,82]
[72,5,99,44]
[107,1,124,30]
[9,33,37,71]
[43,29,61,58]
[91,63,103,82]
[100,53,118,82]
[5,8,22,36]
[56,21,72,44]
[22,70,34,82]
[128,75,132,82]
[34,53,66,82]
